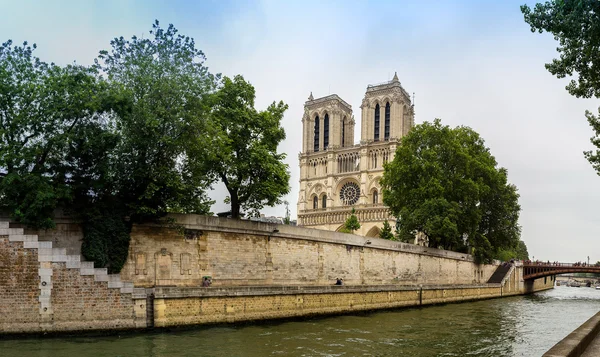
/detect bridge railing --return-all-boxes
[523,261,600,268]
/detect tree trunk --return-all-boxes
[230,194,241,219]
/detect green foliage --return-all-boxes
[81,201,131,274]
[495,240,530,262]
[203,75,290,218]
[96,20,215,220]
[381,119,522,263]
[379,220,395,240]
[0,21,292,272]
[522,2,600,176]
[0,40,116,229]
[521,1,600,99]
[343,208,361,234]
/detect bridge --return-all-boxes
[523,262,600,280]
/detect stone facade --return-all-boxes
[297,73,415,237]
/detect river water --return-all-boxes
[2,285,599,357]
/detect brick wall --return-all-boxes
[0,223,141,335]
[0,237,40,333]
[50,262,136,332]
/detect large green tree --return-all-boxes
[95,20,216,220]
[203,75,290,218]
[380,119,522,263]
[0,40,118,229]
[521,1,600,174]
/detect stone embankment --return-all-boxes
[0,215,554,335]
[543,311,600,357]
[0,221,144,334]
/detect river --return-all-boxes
[1,285,599,357]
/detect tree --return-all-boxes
[521,2,600,175]
[343,207,361,234]
[0,40,118,229]
[96,20,216,221]
[379,220,395,240]
[521,1,600,99]
[380,119,522,263]
[203,75,290,219]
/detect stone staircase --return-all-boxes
[0,221,135,294]
[487,263,513,284]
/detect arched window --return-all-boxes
[322,195,327,209]
[313,196,318,209]
[373,190,378,204]
[374,104,380,141]
[314,116,320,152]
[324,114,329,149]
[384,102,390,140]
[341,118,345,147]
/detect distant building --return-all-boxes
[297,73,414,237]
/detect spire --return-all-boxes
[308,92,314,101]
[392,71,399,82]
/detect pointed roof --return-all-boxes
[392,71,399,82]
[308,92,314,101]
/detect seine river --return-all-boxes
[2,285,599,357]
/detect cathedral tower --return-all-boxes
[297,74,414,237]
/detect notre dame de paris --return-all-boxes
[297,73,415,237]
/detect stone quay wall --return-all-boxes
[152,277,553,328]
[120,214,499,288]
[0,222,144,335]
[0,214,554,335]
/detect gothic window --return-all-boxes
[384,102,390,140]
[340,182,360,205]
[313,196,318,209]
[314,116,320,152]
[374,104,380,141]
[341,119,345,148]
[373,190,378,204]
[322,195,327,209]
[324,114,329,149]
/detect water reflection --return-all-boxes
[1,286,599,357]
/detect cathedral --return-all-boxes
[297,73,415,236]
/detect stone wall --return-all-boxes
[120,214,498,288]
[0,215,555,335]
[0,222,142,334]
[151,284,506,327]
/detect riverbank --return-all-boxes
[1,287,593,357]
[0,215,553,335]
[151,282,553,328]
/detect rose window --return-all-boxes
[339,182,360,205]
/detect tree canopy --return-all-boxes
[379,220,395,240]
[342,208,361,234]
[522,1,600,99]
[0,21,291,271]
[202,75,290,218]
[521,1,600,176]
[95,20,217,220]
[380,119,522,263]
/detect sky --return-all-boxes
[1,0,598,263]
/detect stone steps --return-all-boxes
[0,220,134,294]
